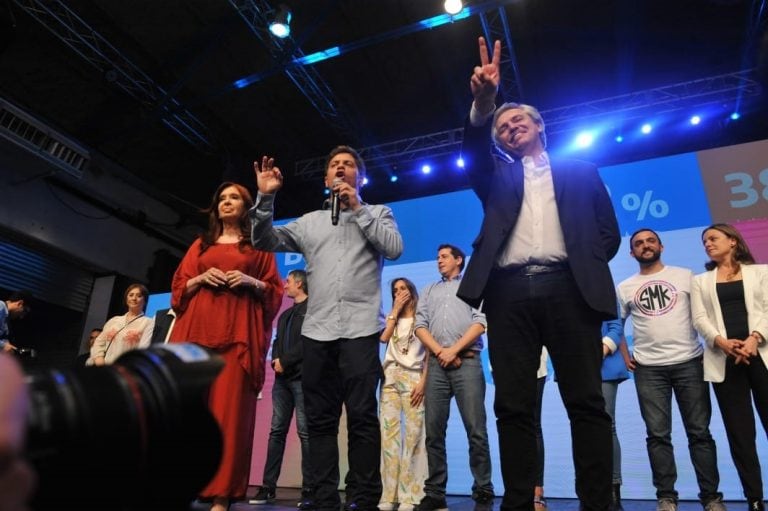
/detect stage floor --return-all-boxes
[188,488,747,511]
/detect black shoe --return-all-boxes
[414,495,448,511]
[298,489,315,510]
[343,502,378,511]
[249,486,276,505]
[748,501,765,511]
[472,490,494,511]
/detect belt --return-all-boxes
[501,262,569,276]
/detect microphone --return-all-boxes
[331,177,343,226]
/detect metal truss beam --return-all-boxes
[295,69,762,179]
[479,6,524,102]
[543,69,761,129]
[12,0,215,151]
[229,0,357,140]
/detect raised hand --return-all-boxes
[470,36,501,110]
[254,156,283,194]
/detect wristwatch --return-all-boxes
[386,315,396,321]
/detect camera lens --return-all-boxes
[25,343,224,511]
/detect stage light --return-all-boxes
[421,164,432,175]
[641,123,653,135]
[269,4,292,38]
[456,157,465,168]
[390,175,398,183]
[690,115,701,125]
[615,135,624,143]
[362,177,369,186]
[730,112,741,120]
[575,131,595,149]
[324,188,330,195]
[444,0,463,15]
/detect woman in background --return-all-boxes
[379,277,428,511]
[90,283,153,366]
[170,182,282,511]
[691,223,768,511]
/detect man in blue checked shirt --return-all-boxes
[414,244,494,511]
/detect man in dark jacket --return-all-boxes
[251,269,313,507]
[456,37,621,511]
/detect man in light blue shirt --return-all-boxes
[250,146,403,511]
[414,244,493,511]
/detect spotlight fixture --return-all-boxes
[575,131,595,148]
[444,0,463,15]
[641,123,653,135]
[269,4,292,38]
[690,115,701,125]
[390,175,398,183]
[730,112,741,120]
[421,164,432,175]
[456,157,465,168]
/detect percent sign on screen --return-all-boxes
[621,191,670,220]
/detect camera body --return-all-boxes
[25,343,224,511]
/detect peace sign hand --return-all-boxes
[254,156,283,194]
[470,37,501,111]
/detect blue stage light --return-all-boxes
[362,177,369,186]
[575,131,595,148]
[641,124,653,135]
[421,164,432,175]
[730,112,741,120]
[456,157,465,168]
[390,175,398,183]
[690,115,701,125]
[615,135,624,143]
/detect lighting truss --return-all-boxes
[11,0,215,151]
[479,6,524,102]
[228,0,519,143]
[229,0,358,141]
[295,69,763,179]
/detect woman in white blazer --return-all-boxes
[691,223,768,511]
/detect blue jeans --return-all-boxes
[424,355,493,498]
[262,376,313,490]
[634,356,721,503]
[601,380,622,485]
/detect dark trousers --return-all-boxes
[484,269,612,511]
[713,355,768,502]
[301,335,382,511]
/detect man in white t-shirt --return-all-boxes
[617,228,725,511]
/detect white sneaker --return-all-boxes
[399,505,415,511]
[379,504,395,511]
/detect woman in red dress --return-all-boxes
[170,182,283,511]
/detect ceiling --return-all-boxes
[1,0,766,220]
